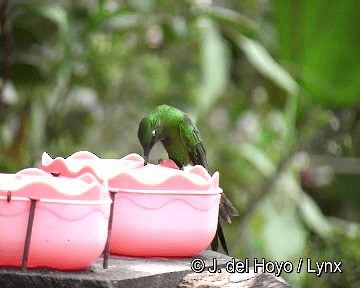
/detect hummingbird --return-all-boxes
[137,104,238,255]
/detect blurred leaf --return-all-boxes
[283,93,298,154]
[142,55,170,94]
[29,100,45,155]
[1,120,13,148]
[275,0,360,107]
[261,199,308,261]
[197,20,230,116]
[31,4,69,34]
[10,5,62,44]
[195,5,258,35]
[248,195,308,261]
[240,143,276,177]
[280,173,334,239]
[9,62,44,85]
[329,217,360,239]
[105,13,141,30]
[80,6,140,39]
[11,19,50,48]
[236,35,299,95]
[298,190,334,239]
[130,0,155,12]
[45,65,72,112]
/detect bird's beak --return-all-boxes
[143,155,148,166]
[143,145,152,166]
[142,140,155,166]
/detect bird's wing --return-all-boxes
[179,115,209,171]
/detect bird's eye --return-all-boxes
[152,130,156,138]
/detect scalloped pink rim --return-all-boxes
[108,187,223,195]
[42,151,144,166]
[41,151,145,182]
[0,168,109,203]
[106,167,219,192]
[41,151,220,191]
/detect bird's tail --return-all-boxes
[211,220,229,255]
[220,193,239,223]
[211,192,239,255]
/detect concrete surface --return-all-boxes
[0,251,232,288]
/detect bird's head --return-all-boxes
[137,115,160,165]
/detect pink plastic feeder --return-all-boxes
[0,168,111,270]
[108,163,221,257]
[41,151,221,257]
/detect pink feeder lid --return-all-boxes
[41,151,144,182]
[0,168,110,204]
[41,151,222,195]
[108,159,222,194]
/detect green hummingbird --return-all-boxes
[137,104,238,255]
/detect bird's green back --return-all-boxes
[154,105,208,170]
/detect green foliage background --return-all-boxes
[0,1,359,287]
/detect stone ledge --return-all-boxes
[0,251,290,288]
[179,267,290,288]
